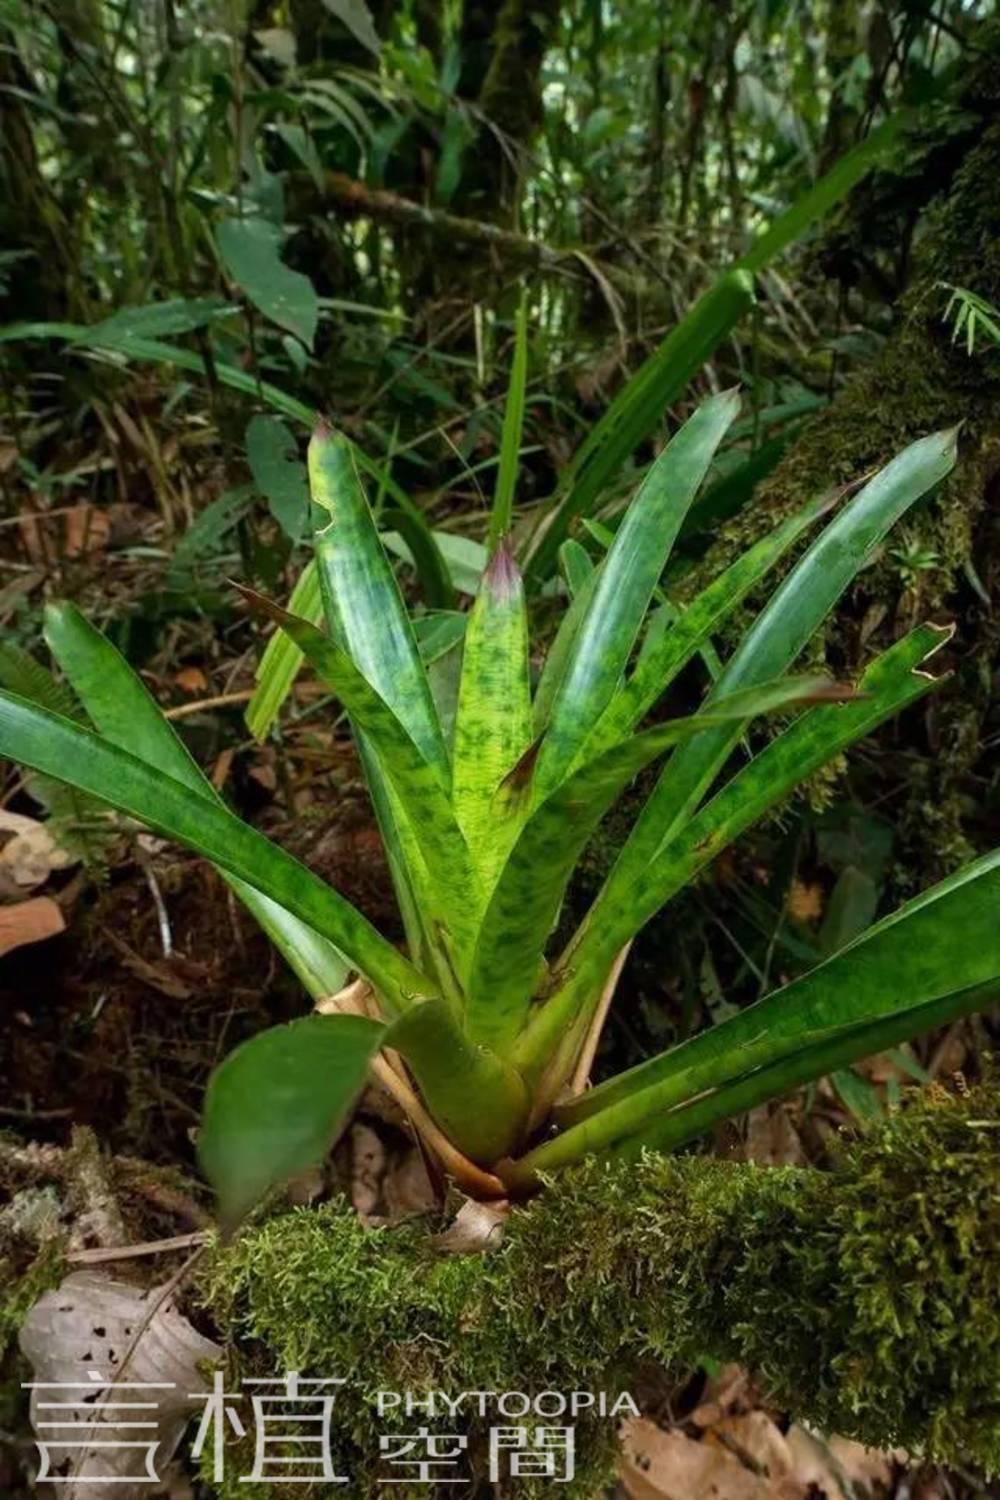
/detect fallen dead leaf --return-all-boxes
[743,1103,807,1166]
[709,1411,796,1482]
[784,1424,900,1496]
[433,1196,509,1254]
[0,809,77,889]
[0,896,66,957]
[174,666,209,694]
[786,878,823,923]
[64,504,112,558]
[350,1121,388,1218]
[620,1417,801,1500]
[19,1270,222,1499]
[689,1364,753,1430]
[20,506,113,563]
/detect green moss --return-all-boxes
[0,1239,64,1360]
[204,1081,1000,1495]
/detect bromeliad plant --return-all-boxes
[2,393,999,1226]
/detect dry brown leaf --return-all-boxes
[620,1417,802,1500]
[689,1364,752,1429]
[709,1412,796,1483]
[0,896,66,957]
[382,1148,437,1221]
[783,1424,900,1497]
[0,809,76,889]
[19,1271,221,1499]
[786,878,824,923]
[174,666,209,694]
[64,504,111,558]
[19,505,111,563]
[433,1196,509,1254]
[744,1104,807,1166]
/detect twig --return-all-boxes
[164,690,253,719]
[67,1231,209,1265]
[308,171,565,269]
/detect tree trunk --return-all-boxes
[693,33,1000,883]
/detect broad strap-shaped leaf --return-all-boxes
[310,423,448,772]
[245,559,323,743]
[199,1013,385,1228]
[465,675,858,1053]
[525,272,755,581]
[615,980,998,1161]
[511,848,1000,1180]
[44,600,350,1000]
[583,487,842,757]
[514,623,950,1082]
[237,587,483,963]
[0,689,431,1015]
[451,541,533,887]
[387,998,529,1163]
[592,428,958,902]
[532,561,600,731]
[534,391,741,795]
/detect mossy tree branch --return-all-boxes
[206,1082,1000,1496]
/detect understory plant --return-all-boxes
[1,391,999,1223]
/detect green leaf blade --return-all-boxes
[512,843,1000,1183]
[198,1013,384,1228]
[238,585,483,965]
[467,675,855,1053]
[0,690,430,1014]
[534,391,740,794]
[310,425,448,773]
[451,541,533,887]
[216,217,318,349]
[526,273,754,580]
[245,560,324,742]
[516,622,950,1082]
[597,428,958,901]
[44,600,351,999]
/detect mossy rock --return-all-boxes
[203,1081,1000,1496]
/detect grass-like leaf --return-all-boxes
[245,560,323,743]
[525,274,754,580]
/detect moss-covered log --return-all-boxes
[204,1081,1000,1495]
